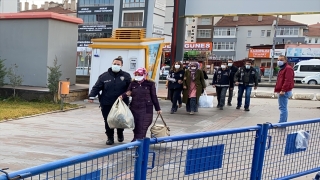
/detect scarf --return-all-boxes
[134,67,148,83]
[189,62,199,81]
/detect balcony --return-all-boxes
[123,2,145,8]
[122,21,143,27]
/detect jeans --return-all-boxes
[186,98,198,112]
[278,91,292,123]
[228,87,234,104]
[101,105,124,139]
[216,87,228,107]
[169,89,182,109]
[237,85,252,109]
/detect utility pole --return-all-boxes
[269,15,279,83]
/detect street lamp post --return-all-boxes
[269,15,280,83]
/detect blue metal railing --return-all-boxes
[1,118,320,180]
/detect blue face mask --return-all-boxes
[245,65,251,69]
[277,61,284,66]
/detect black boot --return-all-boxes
[117,133,124,142]
[106,138,114,145]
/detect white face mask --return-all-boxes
[135,76,144,81]
[221,65,226,69]
[190,67,196,70]
[111,65,121,72]
[228,63,233,67]
[277,61,284,66]
[174,65,180,69]
[245,65,251,69]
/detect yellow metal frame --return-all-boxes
[152,43,165,80]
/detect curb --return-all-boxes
[0,104,86,123]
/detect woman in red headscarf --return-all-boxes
[121,68,161,141]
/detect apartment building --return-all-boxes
[213,16,307,60]
[22,1,76,16]
[0,0,19,13]
[305,23,320,44]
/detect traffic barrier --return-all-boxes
[1,119,320,180]
[316,93,320,101]
[293,93,315,100]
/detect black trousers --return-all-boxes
[169,88,182,109]
[228,87,234,104]
[216,87,228,107]
[101,105,124,139]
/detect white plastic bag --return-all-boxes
[107,98,135,130]
[199,91,214,108]
[295,130,311,149]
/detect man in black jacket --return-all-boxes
[212,61,233,110]
[234,60,258,111]
[227,59,238,106]
[88,57,131,145]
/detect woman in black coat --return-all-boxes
[167,62,184,114]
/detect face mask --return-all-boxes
[245,65,251,69]
[135,76,144,81]
[111,65,121,72]
[228,63,233,67]
[277,61,284,66]
[174,65,180,69]
[191,67,196,70]
[221,65,226,69]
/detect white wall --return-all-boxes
[306,36,320,44]
[236,25,274,59]
[146,0,166,38]
[164,0,173,41]
[0,0,18,13]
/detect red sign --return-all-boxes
[163,42,212,51]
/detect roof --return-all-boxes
[309,23,320,28]
[304,27,320,37]
[0,12,83,24]
[21,6,75,14]
[215,16,307,27]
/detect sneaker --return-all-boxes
[179,104,182,108]
[189,111,194,115]
[236,106,240,109]
[244,108,250,111]
[219,107,223,110]
[227,103,232,106]
[170,109,174,114]
[216,105,220,108]
[106,139,114,145]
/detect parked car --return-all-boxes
[301,73,320,85]
[159,66,170,80]
[293,59,320,81]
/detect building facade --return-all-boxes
[305,23,320,44]
[0,0,19,13]
[213,16,307,60]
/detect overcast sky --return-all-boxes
[26,0,320,25]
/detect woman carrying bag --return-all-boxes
[167,62,184,114]
[182,62,206,115]
[121,68,161,142]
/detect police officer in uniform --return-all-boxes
[88,57,131,145]
[234,60,258,111]
[212,60,233,110]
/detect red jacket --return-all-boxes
[274,64,294,93]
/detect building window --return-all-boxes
[261,30,265,37]
[247,30,252,37]
[122,12,143,27]
[123,0,145,8]
[78,14,113,25]
[266,30,271,37]
[187,18,196,24]
[78,0,114,7]
[213,42,235,50]
[276,27,299,36]
[246,44,250,50]
[216,56,234,60]
[197,17,212,25]
[187,30,192,37]
[308,39,312,43]
[214,28,236,36]
[78,32,111,41]
[197,29,211,38]
[315,38,318,43]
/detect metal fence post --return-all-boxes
[250,123,270,180]
[134,140,144,180]
[140,138,151,180]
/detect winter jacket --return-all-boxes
[167,69,185,90]
[182,69,206,104]
[212,68,233,88]
[274,63,294,93]
[88,68,131,105]
[234,67,259,87]
[229,66,238,86]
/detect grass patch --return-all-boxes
[0,99,79,121]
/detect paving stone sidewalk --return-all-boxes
[0,99,319,179]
